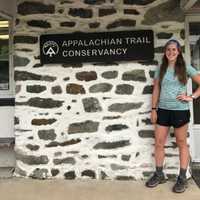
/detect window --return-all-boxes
[0,16,9,90]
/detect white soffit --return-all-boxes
[181,0,199,10]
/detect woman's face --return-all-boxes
[165,43,179,64]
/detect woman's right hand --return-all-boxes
[151,110,157,124]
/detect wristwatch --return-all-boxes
[190,94,196,99]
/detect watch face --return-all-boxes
[191,95,196,99]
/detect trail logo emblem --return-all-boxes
[43,41,59,57]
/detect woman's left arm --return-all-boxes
[190,74,200,100]
[176,74,200,102]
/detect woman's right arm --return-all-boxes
[151,79,160,124]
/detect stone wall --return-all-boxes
[14,0,185,180]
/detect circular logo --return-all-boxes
[43,41,59,57]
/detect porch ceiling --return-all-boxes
[181,0,199,10]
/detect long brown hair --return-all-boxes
[159,40,187,86]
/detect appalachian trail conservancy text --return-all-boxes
[62,36,151,57]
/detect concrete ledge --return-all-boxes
[0,178,199,200]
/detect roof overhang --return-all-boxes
[180,0,199,10]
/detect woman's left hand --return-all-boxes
[176,93,193,102]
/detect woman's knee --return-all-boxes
[176,138,188,149]
[155,139,165,149]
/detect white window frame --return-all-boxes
[0,11,14,98]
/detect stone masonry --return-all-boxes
[14,0,186,180]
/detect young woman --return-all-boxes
[145,39,200,193]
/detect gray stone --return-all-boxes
[16,48,33,52]
[66,83,86,94]
[135,152,140,157]
[54,152,62,157]
[124,0,156,5]
[124,9,140,15]
[18,2,55,15]
[60,1,74,4]
[15,71,56,81]
[27,20,51,28]
[53,157,76,165]
[180,29,185,39]
[76,71,97,81]
[14,166,27,177]
[63,77,70,81]
[38,129,56,140]
[115,84,134,94]
[142,85,153,94]
[121,155,131,161]
[99,8,117,17]
[141,118,151,125]
[138,130,154,138]
[138,60,158,66]
[60,21,76,27]
[107,19,136,29]
[98,155,117,158]
[58,8,64,14]
[51,169,59,176]
[143,171,153,177]
[82,97,102,112]
[33,118,56,126]
[64,171,76,179]
[30,168,48,179]
[16,154,49,165]
[94,140,130,149]
[81,170,96,179]
[93,62,118,66]
[103,116,121,120]
[16,97,63,108]
[69,8,93,18]
[111,164,127,170]
[51,86,62,94]
[84,0,106,4]
[15,85,21,94]
[89,83,112,93]
[45,139,81,147]
[157,32,173,39]
[14,35,38,44]
[33,63,43,68]
[101,71,118,79]
[122,70,146,82]
[26,144,40,151]
[100,171,108,180]
[26,85,46,93]
[14,55,30,67]
[105,124,129,132]
[68,120,99,134]
[81,155,89,159]
[15,117,19,125]
[115,176,135,180]
[62,63,83,68]
[89,22,100,28]
[149,70,155,78]
[155,46,163,53]
[108,102,143,113]
[142,0,184,25]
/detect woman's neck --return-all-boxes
[168,61,175,68]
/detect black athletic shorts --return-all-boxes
[157,108,190,128]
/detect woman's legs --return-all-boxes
[154,125,169,167]
[174,123,189,170]
[145,125,169,187]
[172,123,189,193]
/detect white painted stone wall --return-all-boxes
[14,0,186,180]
